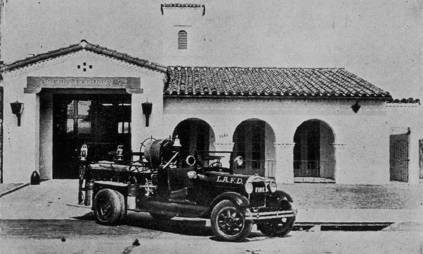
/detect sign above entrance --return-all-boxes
[25,77,142,94]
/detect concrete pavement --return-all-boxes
[1,228,422,254]
[279,182,423,224]
[0,180,89,220]
[0,183,29,198]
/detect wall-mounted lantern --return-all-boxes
[141,101,152,127]
[351,101,361,113]
[10,101,24,126]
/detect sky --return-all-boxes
[2,0,422,99]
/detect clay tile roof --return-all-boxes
[1,40,167,73]
[165,66,391,100]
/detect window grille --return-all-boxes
[178,30,188,50]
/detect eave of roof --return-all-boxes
[164,94,389,100]
[0,40,167,73]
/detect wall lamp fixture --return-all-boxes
[351,101,361,113]
[10,101,24,126]
[141,101,152,127]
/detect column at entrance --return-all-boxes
[213,132,234,168]
[333,143,346,183]
[39,93,53,180]
[274,142,295,183]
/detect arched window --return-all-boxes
[178,30,188,50]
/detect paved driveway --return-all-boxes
[0,180,89,220]
[279,183,423,209]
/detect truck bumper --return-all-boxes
[245,206,297,221]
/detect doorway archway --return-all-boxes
[293,119,335,180]
[232,119,275,177]
[172,118,215,163]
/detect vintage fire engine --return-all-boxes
[78,137,296,241]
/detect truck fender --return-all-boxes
[210,192,250,209]
[270,190,293,203]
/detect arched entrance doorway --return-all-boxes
[232,119,275,177]
[293,120,335,181]
[172,118,215,164]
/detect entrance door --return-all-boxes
[53,94,131,178]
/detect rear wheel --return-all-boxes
[210,200,252,241]
[93,189,124,225]
[116,191,126,222]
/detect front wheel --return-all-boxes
[210,200,252,241]
[257,201,295,238]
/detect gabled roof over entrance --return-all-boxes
[0,40,167,73]
[165,66,391,100]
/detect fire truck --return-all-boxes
[78,137,296,241]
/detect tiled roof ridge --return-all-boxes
[160,3,206,15]
[1,43,82,72]
[161,3,203,8]
[1,40,167,73]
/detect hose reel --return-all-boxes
[185,155,196,167]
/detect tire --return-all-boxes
[149,213,174,220]
[93,189,124,225]
[257,202,295,237]
[116,191,126,222]
[210,200,252,241]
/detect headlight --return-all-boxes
[268,181,277,193]
[245,182,253,194]
[187,170,197,179]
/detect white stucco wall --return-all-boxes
[2,74,40,183]
[163,98,389,184]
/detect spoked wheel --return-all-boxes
[257,217,295,237]
[257,202,295,237]
[93,189,125,225]
[210,200,252,241]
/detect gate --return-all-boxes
[419,139,423,179]
[389,133,409,182]
[0,87,2,183]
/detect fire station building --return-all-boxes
[0,1,421,184]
